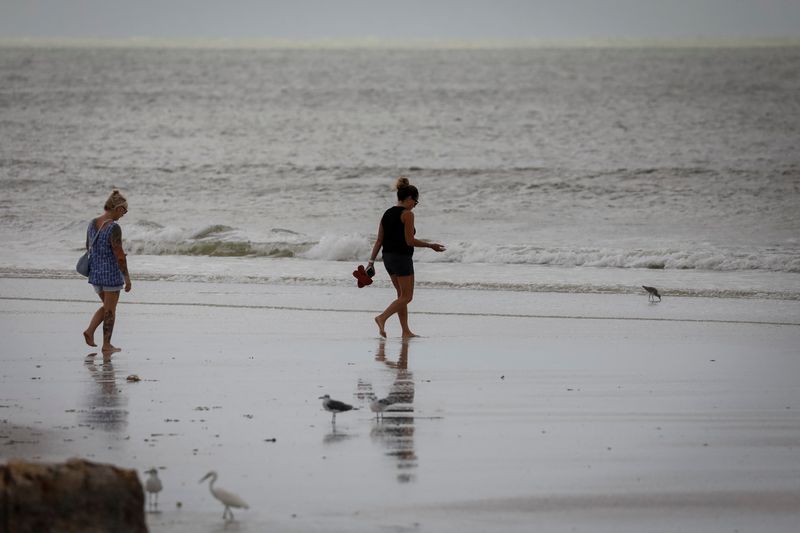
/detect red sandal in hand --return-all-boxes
[353,264,374,288]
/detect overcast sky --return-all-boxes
[1,0,798,41]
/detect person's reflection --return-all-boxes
[370,339,417,483]
[81,353,128,431]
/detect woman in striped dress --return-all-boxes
[83,190,132,354]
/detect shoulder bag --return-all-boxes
[76,219,112,277]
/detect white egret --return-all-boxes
[319,394,356,423]
[199,471,249,521]
[144,468,162,510]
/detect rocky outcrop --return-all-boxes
[0,458,147,533]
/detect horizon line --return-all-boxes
[2,36,799,49]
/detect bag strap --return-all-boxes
[87,219,113,254]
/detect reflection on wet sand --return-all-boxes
[322,426,356,445]
[81,353,128,432]
[370,339,417,483]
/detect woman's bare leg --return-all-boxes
[101,291,122,354]
[395,276,416,337]
[375,275,398,337]
[375,275,415,338]
[84,292,105,347]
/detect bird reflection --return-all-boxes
[81,353,128,431]
[322,425,355,445]
[370,339,417,483]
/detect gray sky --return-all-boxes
[1,0,799,41]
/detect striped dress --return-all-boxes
[87,220,124,287]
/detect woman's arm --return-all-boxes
[402,211,446,252]
[110,224,132,292]
[368,222,384,264]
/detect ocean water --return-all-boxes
[1,45,799,299]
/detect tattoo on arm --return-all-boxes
[118,257,129,278]
[110,224,129,277]
[110,224,122,247]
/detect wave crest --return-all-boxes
[125,222,308,257]
[437,242,800,273]
[302,233,371,261]
[121,222,799,273]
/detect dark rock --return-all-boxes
[0,457,147,533]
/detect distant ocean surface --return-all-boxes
[1,45,799,299]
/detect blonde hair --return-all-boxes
[104,190,128,211]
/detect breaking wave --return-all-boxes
[121,223,799,273]
[124,222,311,258]
[435,241,800,273]
[303,233,371,262]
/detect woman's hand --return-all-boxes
[430,243,446,252]
[124,276,132,292]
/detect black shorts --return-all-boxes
[382,252,414,277]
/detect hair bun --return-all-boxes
[394,176,410,190]
[104,189,128,211]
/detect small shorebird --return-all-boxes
[144,468,163,510]
[642,285,662,302]
[370,397,394,421]
[319,394,356,423]
[199,471,249,521]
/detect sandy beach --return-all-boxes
[1,277,799,532]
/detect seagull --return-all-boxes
[199,471,249,521]
[370,397,394,421]
[144,468,162,510]
[319,394,356,424]
[642,285,662,302]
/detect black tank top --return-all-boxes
[381,205,414,256]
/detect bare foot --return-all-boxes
[374,316,386,338]
[402,331,419,338]
[83,330,97,347]
[101,344,122,354]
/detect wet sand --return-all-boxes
[1,278,799,532]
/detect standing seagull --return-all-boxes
[319,394,356,424]
[370,397,394,421]
[199,471,249,521]
[642,285,662,302]
[144,468,163,510]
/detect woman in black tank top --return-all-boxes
[368,177,446,338]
